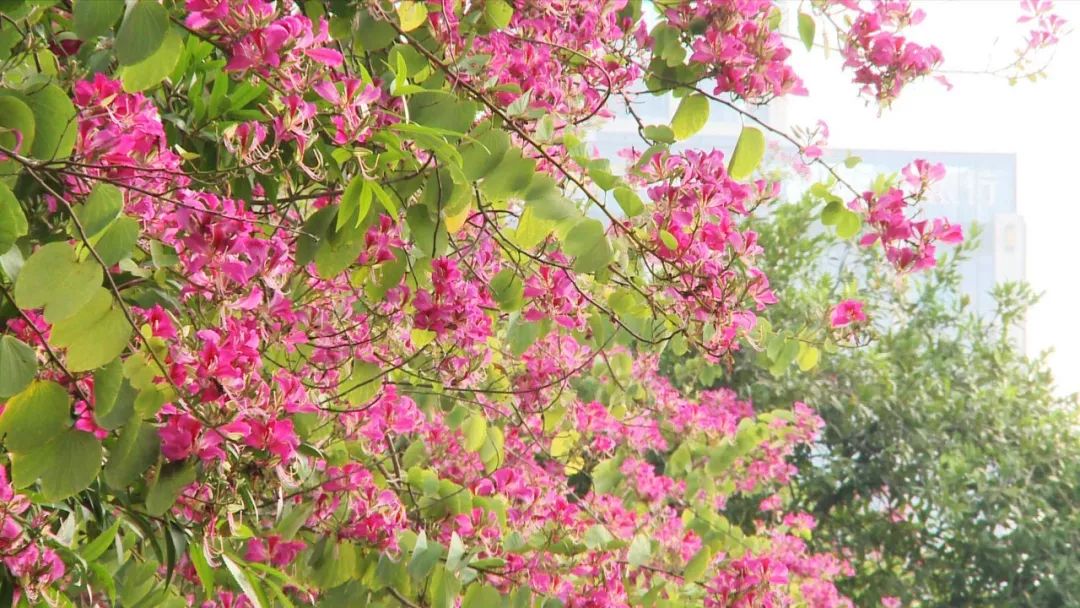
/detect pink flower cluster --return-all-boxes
[830,0,944,105]
[628,149,779,358]
[450,0,645,123]
[1,468,65,601]
[413,257,495,348]
[187,0,341,78]
[1020,0,1067,52]
[675,0,807,101]
[851,160,963,272]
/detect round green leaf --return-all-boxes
[12,428,103,500]
[0,180,27,254]
[484,0,514,29]
[92,215,141,266]
[613,187,644,218]
[397,1,428,32]
[0,335,37,399]
[462,584,501,608]
[21,83,77,160]
[0,380,70,453]
[77,182,124,239]
[524,175,578,222]
[728,126,766,181]
[463,412,488,452]
[146,460,196,516]
[563,218,613,274]
[490,268,524,312]
[50,288,134,372]
[73,0,125,40]
[0,94,35,176]
[460,125,510,181]
[14,241,103,324]
[92,358,124,425]
[115,0,169,66]
[120,27,183,92]
[104,417,160,489]
[671,94,709,141]
[684,546,713,583]
[480,149,536,200]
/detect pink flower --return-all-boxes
[882,597,902,608]
[830,299,866,328]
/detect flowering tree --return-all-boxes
[0,0,990,606]
[669,198,1080,607]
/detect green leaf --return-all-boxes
[797,344,821,371]
[405,206,448,259]
[613,187,644,218]
[462,584,501,608]
[120,27,183,92]
[484,0,514,28]
[728,126,765,181]
[835,210,862,239]
[115,0,169,66]
[397,1,428,32]
[50,288,133,372]
[584,524,614,550]
[0,335,36,399]
[0,181,27,254]
[104,417,160,488]
[93,215,140,266]
[146,460,196,516]
[369,181,399,217]
[77,183,124,238]
[507,317,541,357]
[13,428,102,500]
[643,124,675,144]
[430,565,461,608]
[189,543,215,601]
[21,83,77,160]
[222,554,267,608]
[295,205,336,266]
[460,126,510,181]
[341,360,382,406]
[490,268,524,312]
[409,92,479,135]
[798,12,816,51]
[671,94,709,141]
[95,378,136,431]
[0,94,36,176]
[93,358,123,416]
[463,412,488,452]
[15,241,102,324]
[628,535,651,568]
[820,199,843,226]
[684,546,712,583]
[562,219,613,273]
[524,175,578,221]
[0,380,69,453]
[80,519,122,562]
[337,175,373,230]
[408,531,444,582]
[481,148,537,200]
[315,218,366,278]
[73,0,124,40]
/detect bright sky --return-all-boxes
[777,0,1080,394]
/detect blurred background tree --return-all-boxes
[666,195,1080,607]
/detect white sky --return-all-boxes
[778,0,1080,394]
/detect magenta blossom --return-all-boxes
[830,299,867,328]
